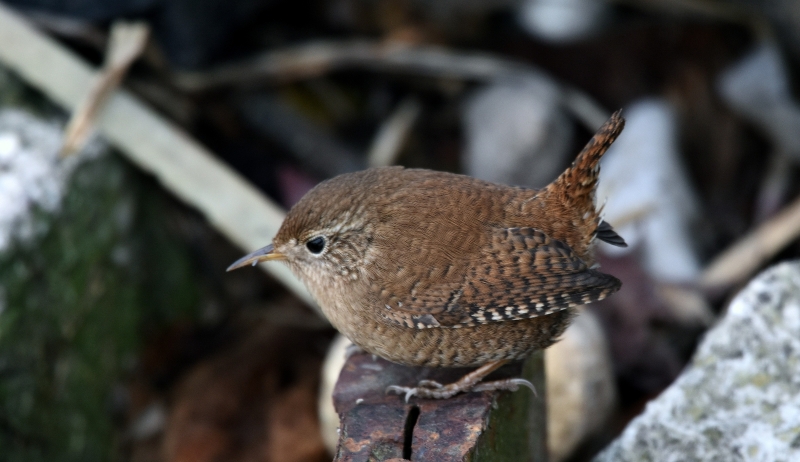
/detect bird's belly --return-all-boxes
[341,310,573,368]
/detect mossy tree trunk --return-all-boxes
[0,69,204,462]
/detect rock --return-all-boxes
[517,0,609,43]
[546,309,616,462]
[593,261,800,462]
[724,0,800,64]
[717,42,800,219]
[462,75,573,189]
[597,99,701,283]
[596,99,711,325]
[319,334,351,456]
[717,42,800,160]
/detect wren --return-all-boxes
[228,111,627,400]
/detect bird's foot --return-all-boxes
[473,378,537,396]
[385,359,536,402]
[387,377,535,402]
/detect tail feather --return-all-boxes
[596,220,628,247]
[541,110,626,259]
[549,110,624,202]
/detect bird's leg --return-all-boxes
[386,360,536,401]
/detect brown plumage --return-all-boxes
[229,110,626,398]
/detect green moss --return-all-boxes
[0,153,202,462]
[702,427,723,446]
[472,351,547,461]
[0,67,61,117]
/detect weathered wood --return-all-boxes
[333,352,547,461]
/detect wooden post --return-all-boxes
[333,352,547,461]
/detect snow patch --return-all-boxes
[0,109,103,252]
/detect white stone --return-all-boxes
[517,0,609,43]
[547,309,616,461]
[596,99,701,283]
[718,42,800,157]
[594,261,800,462]
[463,75,573,189]
[318,334,351,455]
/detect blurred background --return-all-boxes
[1,0,799,461]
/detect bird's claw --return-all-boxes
[386,379,449,402]
[386,385,418,403]
[416,379,443,389]
[472,378,537,397]
[387,377,536,402]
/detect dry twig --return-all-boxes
[701,193,800,290]
[61,20,149,157]
[367,98,421,167]
[173,39,608,133]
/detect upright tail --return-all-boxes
[542,110,627,258]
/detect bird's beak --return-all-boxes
[226,244,286,272]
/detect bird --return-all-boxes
[228,110,627,400]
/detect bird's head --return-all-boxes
[226,170,388,289]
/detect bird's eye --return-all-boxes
[305,236,326,254]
